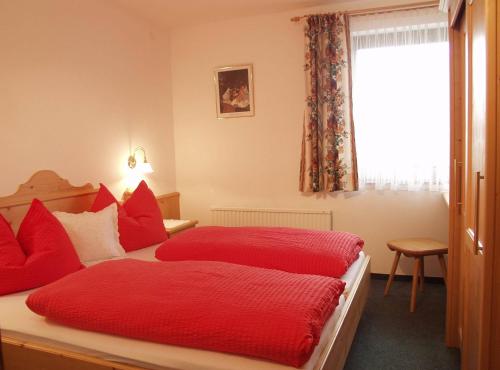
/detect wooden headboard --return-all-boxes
[0,170,181,232]
[0,171,98,232]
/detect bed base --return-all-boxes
[0,170,371,370]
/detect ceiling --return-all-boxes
[112,0,339,29]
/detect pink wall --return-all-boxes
[169,1,450,276]
[0,0,176,198]
[0,0,449,276]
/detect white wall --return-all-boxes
[170,0,449,276]
[0,0,176,198]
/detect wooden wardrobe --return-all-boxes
[446,0,499,369]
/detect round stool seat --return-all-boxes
[387,238,448,257]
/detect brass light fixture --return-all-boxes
[128,146,153,174]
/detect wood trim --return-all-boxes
[446,5,465,347]
[491,1,500,365]
[449,0,465,27]
[1,336,154,370]
[0,171,98,232]
[156,192,181,220]
[373,272,446,284]
[316,256,371,370]
[156,192,180,201]
[0,170,96,208]
[481,0,498,367]
[0,171,181,228]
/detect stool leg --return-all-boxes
[419,257,425,292]
[385,251,401,296]
[411,258,421,313]
[438,255,447,287]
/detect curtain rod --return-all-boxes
[290,1,440,22]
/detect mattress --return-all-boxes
[0,246,366,370]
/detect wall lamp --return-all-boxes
[128,146,154,174]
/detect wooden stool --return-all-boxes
[384,238,448,313]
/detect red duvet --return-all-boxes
[27,259,345,367]
[156,226,364,278]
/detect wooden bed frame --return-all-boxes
[0,171,371,370]
[0,171,181,229]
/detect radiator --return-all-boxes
[210,207,333,231]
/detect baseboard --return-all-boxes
[371,273,446,285]
[0,330,4,370]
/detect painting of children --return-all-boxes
[215,65,254,118]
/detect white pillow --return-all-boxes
[54,203,125,263]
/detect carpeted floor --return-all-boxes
[343,277,460,370]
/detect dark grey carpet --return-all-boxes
[343,278,460,370]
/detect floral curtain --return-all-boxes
[299,13,358,192]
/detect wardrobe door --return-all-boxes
[492,3,500,366]
[461,0,495,368]
[447,3,469,348]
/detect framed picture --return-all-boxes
[214,64,254,119]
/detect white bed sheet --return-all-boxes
[0,246,365,370]
[343,251,366,293]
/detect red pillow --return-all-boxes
[0,199,83,296]
[90,181,167,251]
[0,215,26,266]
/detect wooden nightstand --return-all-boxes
[163,219,198,237]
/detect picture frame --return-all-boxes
[214,64,254,119]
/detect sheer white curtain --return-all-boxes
[350,8,449,191]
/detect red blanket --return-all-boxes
[156,226,363,278]
[27,259,345,367]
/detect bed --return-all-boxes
[0,171,371,370]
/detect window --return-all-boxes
[350,8,449,191]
